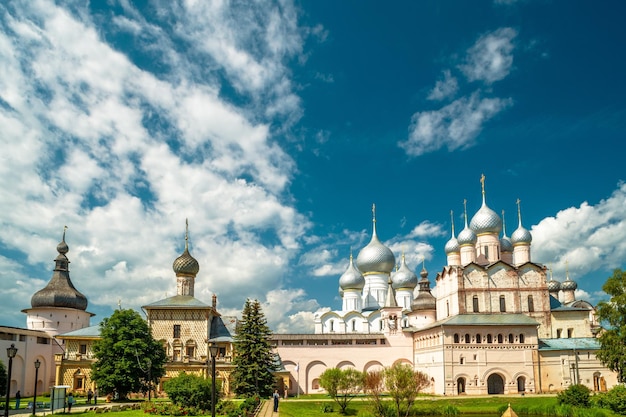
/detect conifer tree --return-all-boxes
[231,299,277,398]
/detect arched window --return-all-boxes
[517,376,526,392]
[329,320,334,332]
[499,295,506,312]
[487,334,493,343]
[476,333,482,344]
[464,334,471,343]
[472,296,479,313]
[528,295,534,312]
[519,334,525,343]
[351,320,356,332]
[508,334,514,343]
[497,334,503,343]
[446,301,450,317]
[454,334,460,343]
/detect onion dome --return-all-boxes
[500,210,513,253]
[31,228,88,311]
[548,279,561,292]
[457,200,477,245]
[392,254,418,289]
[173,220,199,276]
[412,263,436,311]
[444,210,460,254]
[339,253,365,290]
[356,204,395,274]
[469,175,502,235]
[561,263,577,291]
[511,199,532,245]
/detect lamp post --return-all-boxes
[4,344,18,417]
[208,343,219,417]
[32,360,40,417]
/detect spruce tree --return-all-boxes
[231,299,277,398]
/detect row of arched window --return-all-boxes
[453,333,525,344]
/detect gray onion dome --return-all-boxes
[500,210,513,252]
[173,221,199,276]
[339,254,365,290]
[392,254,418,290]
[470,199,502,235]
[561,277,578,291]
[356,208,395,274]
[458,224,477,245]
[548,279,561,292]
[511,200,532,245]
[31,229,88,311]
[444,211,460,254]
[412,264,436,311]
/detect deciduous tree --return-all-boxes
[384,363,430,417]
[596,269,626,382]
[319,368,364,414]
[91,309,166,399]
[231,299,277,398]
[164,372,218,410]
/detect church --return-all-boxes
[1,178,618,398]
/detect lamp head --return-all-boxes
[34,359,41,369]
[209,343,219,358]
[7,344,17,358]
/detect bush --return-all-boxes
[163,372,219,411]
[558,384,591,408]
[601,385,626,415]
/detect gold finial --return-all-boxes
[349,247,353,262]
[62,225,68,241]
[372,203,376,223]
[501,210,506,235]
[565,259,570,280]
[422,256,426,269]
[480,174,486,195]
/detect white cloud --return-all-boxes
[427,70,458,101]
[399,91,512,156]
[460,27,517,84]
[408,221,446,238]
[532,182,626,281]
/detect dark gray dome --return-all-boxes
[561,277,578,291]
[30,231,88,311]
[500,236,513,252]
[412,266,436,311]
[173,249,200,276]
[548,279,561,292]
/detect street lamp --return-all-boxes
[208,343,219,417]
[4,344,18,417]
[32,360,41,417]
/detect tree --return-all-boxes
[231,299,278,398]
[364,370,386,417]
[91,309,166,399]
[596,269,626,382]
[384,363,430,417]
[319,368,364,415]
[557,384,591,407]
[164,372,218,410]
[0,360,6,399]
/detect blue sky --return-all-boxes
[1,0,625,333]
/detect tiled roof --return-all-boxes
[143,295,211,309]
[208,316,238,342]
[538,337,600,350]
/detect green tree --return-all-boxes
[0,360,6,400]
[91,309,166,399]
[164,372,218,410]
[557,384,591,407]
[319,368,364,415]
[364,370,386,417]
[384,363,430,417]
[231,299,277,398]
[596,269,626,382]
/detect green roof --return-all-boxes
[408,313,539,333]
[143,295,211,309]
[57,325,102,338]
[538,337,600,351]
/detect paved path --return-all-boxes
[256,399,279,417]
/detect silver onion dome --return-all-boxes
[470,201,502,235]
[500,210,513,252]
[548,279,561,292]
[458,225,477,245]
[339,255,365,290]
[511,199,532,245]
[561,277,578,291]
[356,206,395,274]
[445,237,460,254]
[392,255,418,289]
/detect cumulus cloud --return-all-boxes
[407,221,446,238]
[399,91,512,156]
[460,27,517,84]
[532,182,626,282]
[0,0,319,332]
[427,70,459,101]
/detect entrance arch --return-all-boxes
[457,377,466,394]
[487,373,504,394]
[517,376,526,392]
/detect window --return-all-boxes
[519,334,525,343]
[556,329,562,338]
[36,337,50,344]
[567,328,573,338]
[487,334,493,343]
[186,346,195,357]
[330,320,334,332]
[508,334,514,343]
[79,344,87,354]
[497,334,503,343]
[352,320,356,332]
[465,334,471,343]
[528,295,534,312]
[446,301,450,317]
[473,296,479,313]
[460,357,465,365]
[173,324,181,339]
[484,246,489,258]
[476,333,482,344]
[499,295,506,312]
[453,334,460,343]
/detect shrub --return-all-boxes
[602,385,626,415]
[163,372,219,411]
[558,384,591,408]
